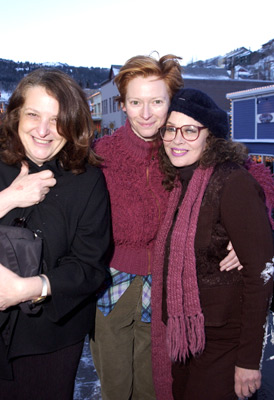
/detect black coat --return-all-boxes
[0,159,110,377]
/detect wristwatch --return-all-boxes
[32,274,48,304]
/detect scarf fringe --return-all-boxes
[166,313,205,362]
[167,315,188,362]
[185,312,205,356]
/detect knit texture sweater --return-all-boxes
[94,120,169,276]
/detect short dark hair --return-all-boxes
[0,68,101,173]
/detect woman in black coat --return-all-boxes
[0,69,110,399]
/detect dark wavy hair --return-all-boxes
[158,132,249,191]
[0,68,101,173]
[114,54,184,104]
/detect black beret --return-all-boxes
[168,88,229,139]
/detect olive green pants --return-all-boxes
[90,275,156,400]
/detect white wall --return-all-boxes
[101,79,126,132]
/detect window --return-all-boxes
[102,100,108,115]
[257,95,274,140]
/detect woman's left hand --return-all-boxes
[0,263,23,310]
[219,241,243,271]
[234,366,261,399]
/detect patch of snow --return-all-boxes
[261,258,274,284]
[42,62,68,67]
[0,90,11,101]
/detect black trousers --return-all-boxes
[172,323,241,400]
[0,339,84,400]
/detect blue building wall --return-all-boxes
[228,88,274,172]
[246,143,274,155]
[233,99,255,139]
[233,94,274,141]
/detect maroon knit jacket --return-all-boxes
[94,120,169,276]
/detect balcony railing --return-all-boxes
[91,112,102,121]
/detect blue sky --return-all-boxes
[2,0,274,68]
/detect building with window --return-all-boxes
[100,65,126,134]
[89,91,102,138]
[227,85,274,172]
[99,64,274,138]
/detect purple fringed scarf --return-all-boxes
[156,166,214,362]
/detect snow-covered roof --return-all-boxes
[235,65,249,72]
[182,67,230,80]
[226,85,274,100]
[225,47,251,58]
[111,66,121,76]
[100,65,122,85]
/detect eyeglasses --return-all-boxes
[159,125,207,142]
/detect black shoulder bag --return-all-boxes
[0,215,44,316]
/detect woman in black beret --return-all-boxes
[151,88,274,400]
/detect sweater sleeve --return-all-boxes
[43,170,110,322]
[220,168,273,369]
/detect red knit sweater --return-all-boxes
[94,120,169,276]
